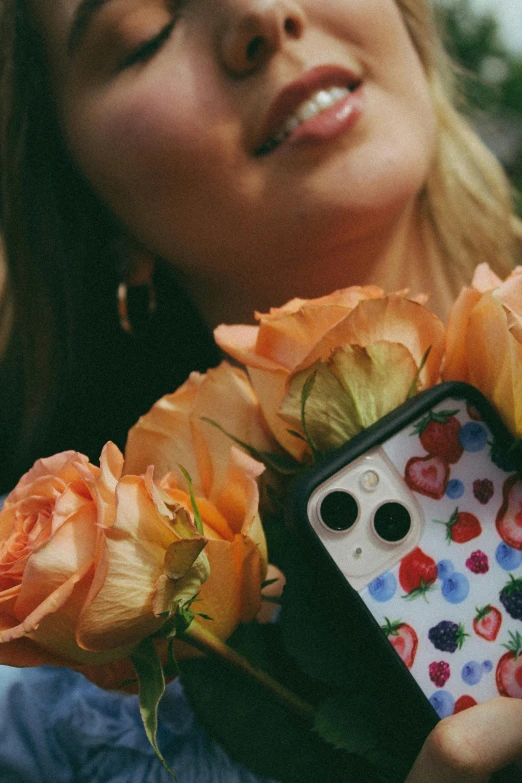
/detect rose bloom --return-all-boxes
[0,444,208,688]
[124,362,273,643]
[444,263,522,437]
[215,287,445,456]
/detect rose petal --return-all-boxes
[2,559,94,642]
[444,287,482,382]
[194,538,259,639]
[214,447,264,535]
[254,304,359,370]
[471,262,503,292]
[249,366,308,457]
[125,373,204,488]
[86,442,124,529]
[214,324,285,371]
[76,476,178,651]
[466,294,522,436]
[14,503,98,621]
[299,295,445,388]
[190,363,271,497]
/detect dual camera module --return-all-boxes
[319,489,412,543]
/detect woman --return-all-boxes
[0,0,522,780]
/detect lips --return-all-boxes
[254,65,363,156]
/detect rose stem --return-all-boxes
[181,620,314,720]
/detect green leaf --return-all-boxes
[176,605,196,635]
[260,578,280,589]
[407,346,432,399]
[314,693,378,754]
[315,694,407,780]
[277,531,435,776]
[177,465,204,534]
[300,370,321,460]
[179,622,379,783]
[130,637,176,779]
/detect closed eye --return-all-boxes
[119,20,176,71]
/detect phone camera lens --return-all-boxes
[319,491,359,531]
[373,502,411,543]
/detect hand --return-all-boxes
[406,697,522,782]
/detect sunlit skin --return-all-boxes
[32,0,441,325]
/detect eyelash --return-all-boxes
[119,20,176,71]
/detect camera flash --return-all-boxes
[360,470,379,492]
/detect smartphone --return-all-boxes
[290,382,522,729]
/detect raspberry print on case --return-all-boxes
[360,398,522,719]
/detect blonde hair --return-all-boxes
[396,0,522,289]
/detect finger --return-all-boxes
[405,697,522,783]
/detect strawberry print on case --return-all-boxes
[360,399,522,719]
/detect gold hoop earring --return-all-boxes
[117,277,157,335]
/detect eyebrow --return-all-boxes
[67,0,114,55]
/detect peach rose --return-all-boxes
[445,263,522,436]
[124,362,273,642]
[216,288,445,456]
[0,443,208,681]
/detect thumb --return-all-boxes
[406,697,522,783]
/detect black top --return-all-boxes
[0,264,221,493]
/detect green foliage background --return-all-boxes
[435,0,522,211]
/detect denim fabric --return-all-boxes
[0,666,277,783]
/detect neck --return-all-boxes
[183,203,458,332]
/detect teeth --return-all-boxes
[262,85,352,154]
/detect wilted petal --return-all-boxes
[300,296,445,388]
[331,342,418,428]
[167,551,210,610]
[280,361,360,452]
[164,538,207,580]
[152,551,210,618]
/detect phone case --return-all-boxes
[292,382,522,724]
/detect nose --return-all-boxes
[218,0,305,77]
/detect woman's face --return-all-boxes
[33,0,436,280]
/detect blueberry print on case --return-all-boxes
[360,398,522,716]
[368,572,397,602]
[446,479,465,500]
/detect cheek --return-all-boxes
[67,87,206,205]
[64,80,263,262]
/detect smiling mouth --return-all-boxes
[255,79,362,157]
